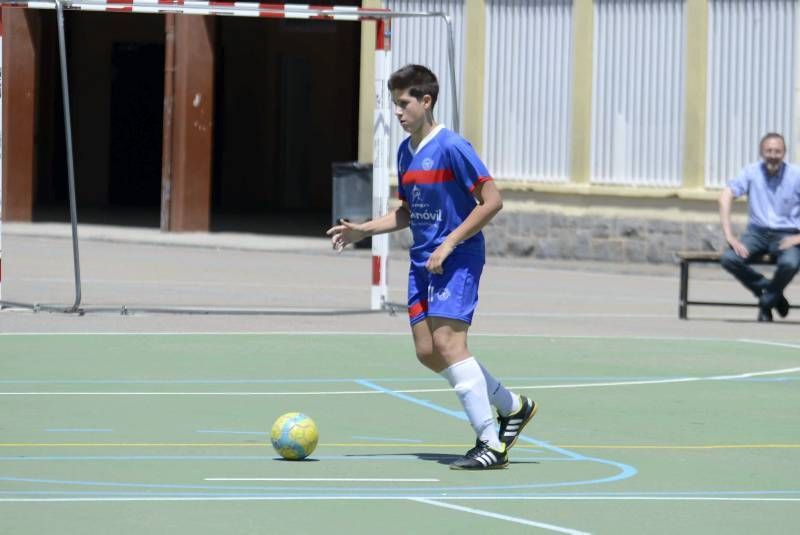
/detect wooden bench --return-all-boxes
[676,250,800,319]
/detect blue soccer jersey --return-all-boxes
[397,127,492,264]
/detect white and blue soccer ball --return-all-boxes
[271,412,319,460]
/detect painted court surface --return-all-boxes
[1,229,799,533]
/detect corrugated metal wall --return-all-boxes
[383,0,465,171]
[483,0,574,182]
[591,0,686,187]
[705,0,796,188]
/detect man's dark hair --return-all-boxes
[388,64,439,110]
[760,132,786,151]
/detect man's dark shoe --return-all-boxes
[450,440,508,470]
[758,307,773,322]
[497,397,538,449]
[775,295,790,318]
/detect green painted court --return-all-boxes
[2,333,798,534]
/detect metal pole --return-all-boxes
[443,14,459,134]
[160,13,175,231]
[54,0,82,313]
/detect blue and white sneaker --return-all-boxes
[497,396,538,449]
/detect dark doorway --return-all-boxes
[213,11,361,235]
[34,11,165,226]
[108,42,165,208]
[32,8,361,234]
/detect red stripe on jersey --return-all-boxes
[371,256,381,286]
[408,299,428,319]
[468,175,493,192]
[402,169,455,186]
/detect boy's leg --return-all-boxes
[410,257,507,468]
[480,364,539,449]
[413,318,499,447]
[478,362,538,449]
[411,318,506,469]
[477,362,521,416]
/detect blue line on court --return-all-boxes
[1,489,799,498]
[0,455,567,462]
[355,379,638,488]
[354,380,469,421]
[351,436,423,443]
[0,379,362,385]
[357,379,583,460]
[44,429,113,433]
[3,375,792,392]
[0,455,639,493]
[195,430,266,436]
[0,456,280,461]
[0,474,633,493]
[0,375,740,385]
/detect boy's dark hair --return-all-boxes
[760,132,786,151]
[388,64,439,110]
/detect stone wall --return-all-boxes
[391,210,742,264]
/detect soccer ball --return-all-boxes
[270,412,319,460]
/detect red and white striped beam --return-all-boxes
[0,1,395,20]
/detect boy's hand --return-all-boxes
[426,242,454,274]
[326,220,368,252]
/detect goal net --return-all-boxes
[0,1,459,315]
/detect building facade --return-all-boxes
[2,0,798,262]
[359,0,800,262]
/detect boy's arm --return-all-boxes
[327,203,411,252]
[426,180,503,274]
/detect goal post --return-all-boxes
[372,16,390,311]
[0,1,460,314]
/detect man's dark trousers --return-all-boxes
[720,225,800,308]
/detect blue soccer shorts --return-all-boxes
[407,254,484,326]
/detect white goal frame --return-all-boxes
[0,1,460,313]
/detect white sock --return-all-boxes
[478,361,522,417]
[440,357,502,450]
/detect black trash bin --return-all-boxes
[332,162,372,248]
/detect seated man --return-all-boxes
[719,132,800,322]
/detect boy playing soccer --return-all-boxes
[326,64,537,469]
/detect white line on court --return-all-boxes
[739,338,800,350]
[3,365,798,396]
[0,331,760,342]
[409,498,591,535]
[0,391,380,396]
[479,312,672,318]
[204,478,439,482]
[14,276,366,292]
[0,496,799,503]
